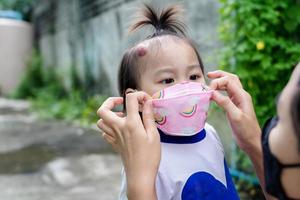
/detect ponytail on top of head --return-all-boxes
[118,4,204,111]
[130,4,187,38]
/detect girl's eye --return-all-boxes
[161,78,174,84]
[190,74,200,80]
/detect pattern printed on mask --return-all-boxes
[151,82,213,136]
[155,114,167,125]
[154,107,168,125]
[180,104,197,118]
[153,90,165,99]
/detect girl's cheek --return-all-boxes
[199,77,206,84]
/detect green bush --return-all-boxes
[31,90,107,126]
[0,0,35,21]
[12,51,66,99]
[12,51,107,126]
[219,0,300,125]
[11,51,44,99]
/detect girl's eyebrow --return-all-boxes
[186,64,201,71]
[154,64,201,75]
[154,67,175,76]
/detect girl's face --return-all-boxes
[135,36,205,96]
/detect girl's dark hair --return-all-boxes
[291,79,300,153]
[118,4,204,109]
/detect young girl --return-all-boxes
[98,4,239,200]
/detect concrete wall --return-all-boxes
[0,19,33,95]
[34,0,220,95]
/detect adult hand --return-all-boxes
[207,70,261,153]
[208,70,277,200]
[97,91,160,200]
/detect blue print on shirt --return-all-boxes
[181,160,239,200]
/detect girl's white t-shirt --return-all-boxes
[119,123,239,200]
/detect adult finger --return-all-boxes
[97,97,123,117]
[126,91,152,121]
[211,90,242,121]
[115,112,125,117]
[97,97,123,115]
[97,119,116,138]
[97,97,123,125]
[209,76,238,90]
[102,132,116,142]
[207,70,243,88]
[142,100,158,138]
[102,132,118,152]
[209,76,243,98]
[207,70,238,79]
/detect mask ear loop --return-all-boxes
[201,84,209,92]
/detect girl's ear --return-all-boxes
[125,88,137,95]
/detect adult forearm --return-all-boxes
[243,135,277,200]
[244,136,265,188]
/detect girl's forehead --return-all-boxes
[134,36,194,63]
[132,35,199,74]
[134,35,186,56]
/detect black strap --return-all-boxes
[286,196,300,200]
[282,163,300,168]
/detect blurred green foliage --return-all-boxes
[231,149,264,199]
[219,0,300,125]
[12,50,64,99]
[31,89,107,126]
[0,0,35,21]
[219,0,300,199]
[12,51,107,126]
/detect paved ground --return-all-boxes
[0,98,122,200]
[0,98,263,200]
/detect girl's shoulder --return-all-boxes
[204,122,218,137]
[204,123,224,152]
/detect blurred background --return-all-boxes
[0,0,299,199]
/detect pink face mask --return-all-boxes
[151,82,213,136]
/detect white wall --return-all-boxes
[0,19,33,95]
